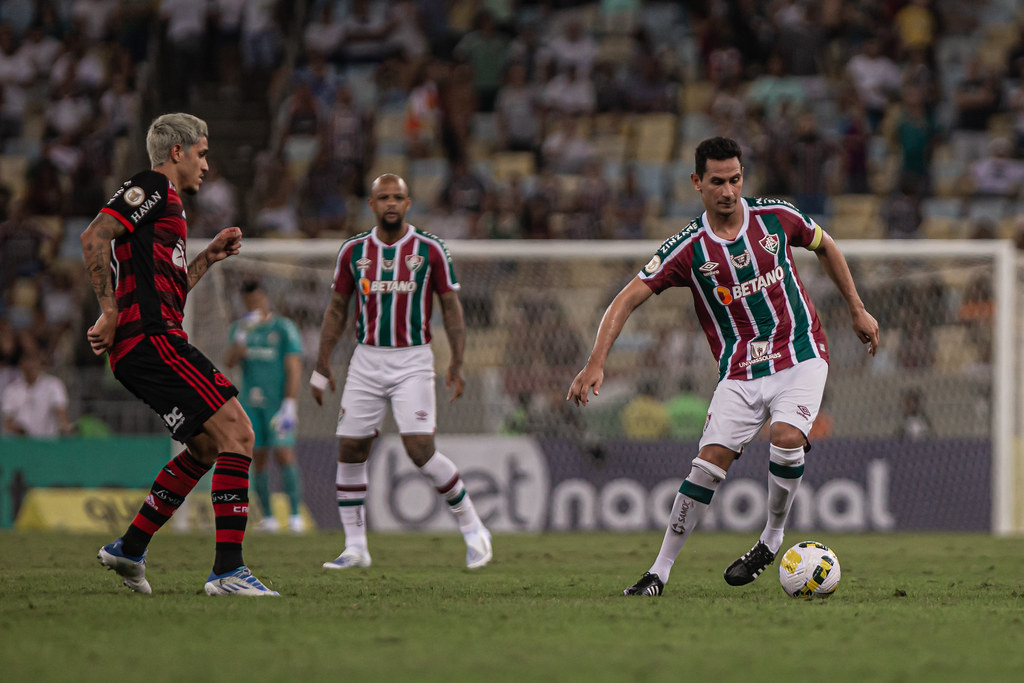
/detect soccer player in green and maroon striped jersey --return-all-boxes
[567,137,879,597]
[311,173,492,571]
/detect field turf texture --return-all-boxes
[1,531,1022,682]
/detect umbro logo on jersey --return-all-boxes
[698,261,719,276]
[797,405,811,419]
[730,251,751,268]
[356,258,371,270]
[759,234,780,255]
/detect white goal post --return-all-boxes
[185,238,1022,535]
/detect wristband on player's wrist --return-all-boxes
[309,371,329,390]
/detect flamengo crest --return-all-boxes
[759,233,780,255]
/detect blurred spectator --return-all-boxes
[539,16,598,78]
[99,72,140,138]
[952,56,1001,134]
[541,115,596,174]
[210,0,246,85]
[440,60,476,160]
[0,24,34,140]
[440,158,487,237]
[901,47,940,115]
[891,85,936,196]
[896,388,933,440]
[159,0,206,108]
[194,162,238,238]
[566,158,610,240]
[388,0,429,61]
[294,50,341,110]
[303,3,343,59]
[612,165,647,240]
[790,110,834,218]
[542,62,596,117]
[73,0,118,43]
[1,347,73,437]
[494,61,541,153]
[49,31,107,94]
[836,87,871,193]
[665,377,709,441]
[22,157,67,216]
[276,81,321,177]
[336,0,394,65]
[625,51,676,113]
[298,143,348,237]
[880,175,924,239]
[479,180,523,239]
[324,83,369,197]
[620,380,669,439]
[746,52,806,122]
[405,58,444,158]
[240,0,281,74]
[968,137,1024,200]
[893,0,938,53]
[453,10,508,112]
[846,37,901,133]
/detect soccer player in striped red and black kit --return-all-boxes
[310,173,492,571]
[568,137,880,597]
[81,113,278,596]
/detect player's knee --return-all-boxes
[769,421,805,450]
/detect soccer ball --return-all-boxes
[778,541,841,598]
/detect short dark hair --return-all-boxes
[241,279,262,294]
[695,137,742,178]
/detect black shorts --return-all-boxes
[113,333,238,442]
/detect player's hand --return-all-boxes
[87,309,117,356]
[567,363,604,407]
[207,227,242,263]
[310,368,335,406]
[851,307,879,357]
[446,364,465,403]
[270,398,297,438]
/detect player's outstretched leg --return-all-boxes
[724,541,776,586]
[97,538,152,594]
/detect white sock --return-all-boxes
[419,452,483,534]
[649,458,727,583]
[760,444,805,554]
[336,461,368,551]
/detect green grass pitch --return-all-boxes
[1,530,1022,682]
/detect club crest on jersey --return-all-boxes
[124,186,146,206]
[730,251,751,269]
[405,254,424,271]
[644,254,662,274]
[382,258,394,271]
[698,261,719,277]
[759,233,780,255]
[356,257,371,271]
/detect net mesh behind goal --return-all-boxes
[188,239,1004,441]
[184,238,1019,533]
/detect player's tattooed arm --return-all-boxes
[188,226,242,290]
[439,291,466,402]
[81,213,127,355]
[81,212,126,313]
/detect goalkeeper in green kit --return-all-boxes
[226,280,306,533]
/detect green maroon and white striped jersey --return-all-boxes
[332,225,459,347]
[639,197,829,381]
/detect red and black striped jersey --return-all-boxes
[99,170,189,366]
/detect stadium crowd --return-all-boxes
[0,0,1022,434]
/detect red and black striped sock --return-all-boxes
[211,452,251,575]
[122,450,210,557]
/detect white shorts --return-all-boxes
[699,358,828,453]
[336,344,437,438]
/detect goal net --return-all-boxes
[185,238,1021,535]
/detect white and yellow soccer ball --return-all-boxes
[778,541,841,598]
